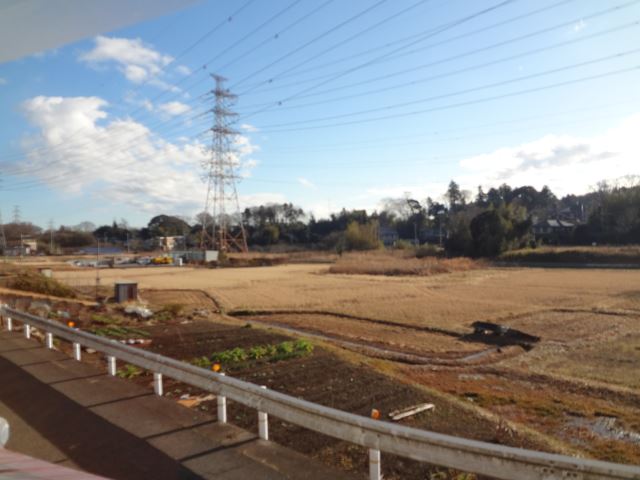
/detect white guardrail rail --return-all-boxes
[1,304,640,480]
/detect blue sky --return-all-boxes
[1,0,639,228]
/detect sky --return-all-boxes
[0,0,639,228]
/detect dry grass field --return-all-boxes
[53,263,640,331]
[48,260,640,465]
[329,251,480,276]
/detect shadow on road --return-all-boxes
[0,356,201,479]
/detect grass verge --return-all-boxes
[8,271,76,298]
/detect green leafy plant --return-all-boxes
[277,341,295,355]
[294,339,314,353]
[117,364,142,379]
[91,314,122,325]
[248,345,269,360]
[191,356,212,368]
[194,339,315,369]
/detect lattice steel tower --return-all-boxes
[200,74,248,253]
[0,210,6,254]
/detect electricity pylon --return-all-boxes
[200,74,248,253]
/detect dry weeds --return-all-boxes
[329,251,480,276]
[500,245,640,264]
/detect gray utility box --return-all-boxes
[114,281,138,303]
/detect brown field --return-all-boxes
[329,251,480,276]
[53,263,640,331]
[36,259,640,469]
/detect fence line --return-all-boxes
[1,304,639,480]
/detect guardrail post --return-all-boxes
[153,372,163,396]
[369,448,381,480]
[107,356,116,376]
[258,385,268,440]
[73,342,81,361]
[5,317,12,331]
[0,417,9,447]
[24,323,31,339]
[217,373,227,423]
[45,332,53,349]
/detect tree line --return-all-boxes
[2,177,638,257]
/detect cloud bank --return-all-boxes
[456,114,640,197]
[18,95,261,216]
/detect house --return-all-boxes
[378,226,399,247]
[4,239,38,256]
[532,219,575,244]
[22,239,38,252]
[154,236,185,252]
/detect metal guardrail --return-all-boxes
[1,304,639,480]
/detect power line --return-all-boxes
[169,0,339,103]
[0,0,260,166]
[240,19,639,111]
[260,107,639,164]
[255,49,640,128]
[125,0,260,110]
[239,0,578,94]
[0,106,210,175]
[4,73,638,194]
[229,0,392,89]
[0,0,333,168]
[194,0,305,72]
[237,0,519,122]
[217,0,337,72]
[4,46,638,190]
[256,65,640,133]
[2,3,637,193]
[236,0,434,95]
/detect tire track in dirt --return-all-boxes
[228,308,461,337]
[233,317,511,366]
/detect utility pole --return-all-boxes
[0,210,7,257]
[12,205,21,224]
[48,219,54,254]
[406,198,422,246]
[200,74,248,253]
[95,239,100,300]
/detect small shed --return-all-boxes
[114,281,138,303]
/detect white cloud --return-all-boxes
[17,95,260,214]
[240,123,259,133]
[79,36,173,84]
[0,77,7,86]
[364,182,448,202]
[158,101,191,116]
[176,65,191,75]
[142,99,154,112]
[298,177,317,189]
[572,19,587,33]
[456,113,640,196]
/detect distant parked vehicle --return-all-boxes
[151,256,172,265]
[136,256,151,265]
